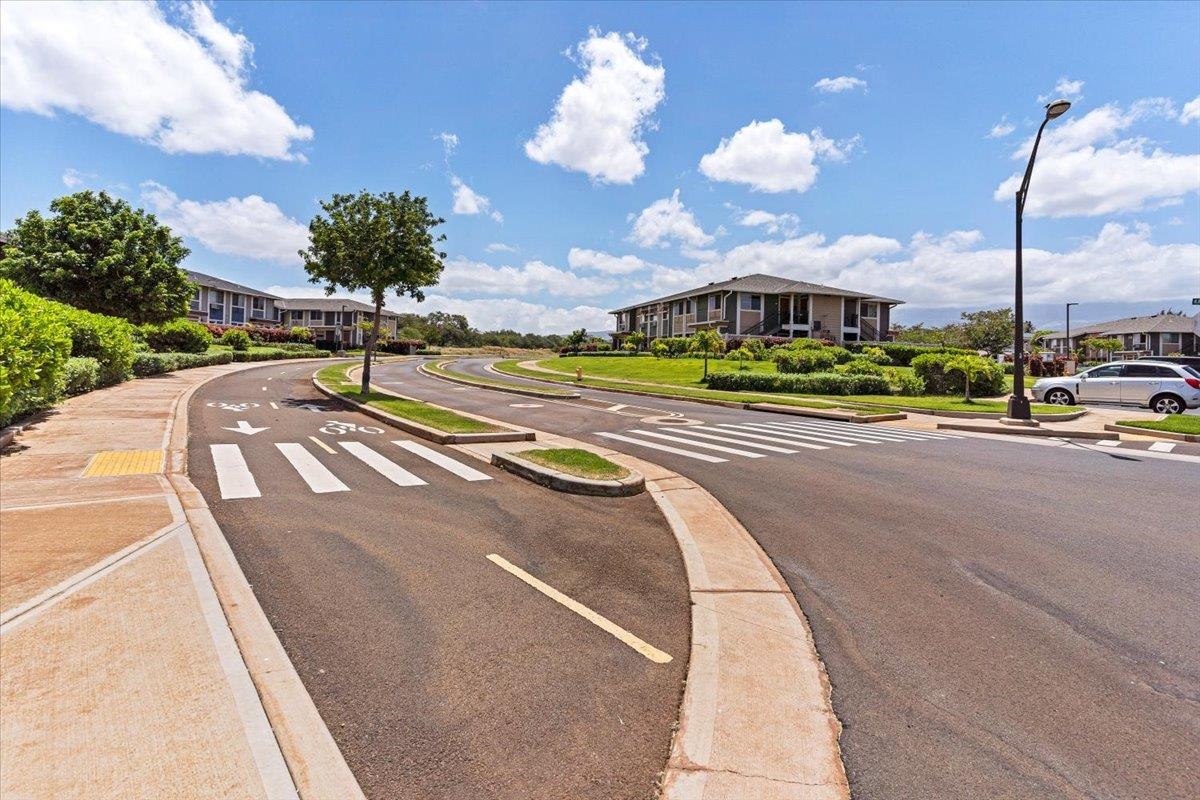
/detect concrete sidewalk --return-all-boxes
[0,363,359,799]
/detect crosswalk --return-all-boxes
[595,418,962,464]
[209,439,491,500]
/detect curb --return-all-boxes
[420,361,581,399]
[0,420,27,450]
[748,402,906,423]
[1104,422,1199,442]
[312,375,534,444]
[898,405,1089,421]
[166,361,365,800]
[490,451,645,496]
[936,421,1118,439]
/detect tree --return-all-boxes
[1081,337,1121,360]
[626,331,646,351]
[564,328,587,349]
[0,191,193,324]
[689,329,725,379]
[300,190,446,393]
[958,308,1015,354]
[943,355,991,402]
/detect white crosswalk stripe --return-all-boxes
[782,420,960,440]
[626,429,766,458]
[717,423,860,446]
[756,420,935,443]
[392,440,492,481]
[595,431,727,463]
[275,443,350,493]
[211,444,261,499]
[1148,441,1176,453]
[339,441,427,486]
[674,424,828,451]
[734,420,892,444]
[653,427,804,454]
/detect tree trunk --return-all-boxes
[965,376,972,402]
[361,294,383,394]
[703,353,709,379]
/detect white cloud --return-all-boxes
[994,99,1200,217]
[1181,96,1200,125]
[734,208,801,237]
[1039,77,1085,104]
[140,181,309,264]
[698,119,858,193]
[450,176,503,222]
[485,242,518,253]
[524,29,666,184]
[61,168,97,189]
[812,76,867,94]
[0,1,312,160]
[437,132,459,159]
[987,115,1016,139]
[628,190,714,249]
[438,257,613,298]
[568,247,661,275]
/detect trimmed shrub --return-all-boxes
[53,302,136,387]
[860,346,892,365]
[379,338,426,355]
[142,319,212,354]
[289,326,314,343]
[869,342,975,367]
[725,346,755,361]
[775,348,838,374]
[270,342,326,354]
[231,348,325,362]
[414,349,443,356]
[885,368,926,396]
[556,350,645,357]
[59,356,101,396]
[650,339,669,358]
[132,350,234,377]
[704,371,890,395]
[1,279,72,425]
[783,338,826,351]
[838,358,886,376]
[220,329,251,351]
[912,352,1004,396]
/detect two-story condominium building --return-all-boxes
[610,273,903,346]
[1043,311,1199,358]
[185,270,283,326]
[275,298,400,348]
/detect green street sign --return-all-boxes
[1194,297,1200,305]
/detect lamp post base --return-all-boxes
[1006,394,1032,421]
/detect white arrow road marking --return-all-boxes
[296,403,326,413]
[222,420,270,435]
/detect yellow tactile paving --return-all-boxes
[82,450,165,477]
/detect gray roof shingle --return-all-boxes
[609,272,903,313]
[186,270,281,299]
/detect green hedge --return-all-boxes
[269,342,326,354]
[143,319,212,354]
[52,301,136,387]
[220,329,251,351]
[704,371,890,395]
[132,350,234,376]
[61,356,101,396]
[230,348,325,362]
[1,279,72,426]
[911,352,1005,396]
[851,342,976,366]
[775,348,838,373]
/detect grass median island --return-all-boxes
[512,448,630,480]
[424,359,579,397]
[315,362,502,434]
[1116,416,1200,435]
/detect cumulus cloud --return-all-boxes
[813,76,867,93]
[987,115,1016,139]
[140,181,309,264]
[0,1,312,160]
[485,242,518,253]
[437,131,459,160]
[524,29,666,184]
[732,208,801,237]
[628,190,714,249]
[61,168,97,189]
[698,119,859,193]
[568,247,661,275]
[450,176,502,222]
[437,257,613,298]
[994,98,1200,217]
[1181,96,1200,125]
[1039,77,1085,104]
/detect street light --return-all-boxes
[1065,302,1079,357]
[1007,99,1072,420]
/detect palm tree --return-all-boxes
[689,329,726,380]
[944,355,991,403]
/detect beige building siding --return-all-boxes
[810,295,842,339]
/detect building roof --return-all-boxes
[186,270,281,299]
[1045,311,1199,339]
[275,297,398,317]
[608,272,903,313]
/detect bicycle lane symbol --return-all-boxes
[207,402,261,412]
[319,420,384,435]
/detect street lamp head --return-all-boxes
[1045,99,1071,120]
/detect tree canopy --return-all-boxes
[0,191,193,324]
[300,190,446,392]
[894,307,1018,354]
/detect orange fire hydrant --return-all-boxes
[575,367,583,382]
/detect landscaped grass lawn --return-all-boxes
[425,360,578,397]
[522,356,1074,415]
[513,448,629,480]
[1116,416,1200,435]
[315,363,501,433]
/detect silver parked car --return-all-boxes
[1031,360,1200,414]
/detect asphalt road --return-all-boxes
[377,357,1200,800]
[187,361,690,800]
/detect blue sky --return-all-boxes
[2,0,1198,333]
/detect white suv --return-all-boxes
[1031,360,1200,414]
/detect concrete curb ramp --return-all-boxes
[490,451,646,497]
[420,360,581,399]
[311,375,534,444]
[1104,422,1199,442]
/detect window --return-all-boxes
[710,295,720,311]
[291,310,303,323]
[843,299,859,328]
[324,311,337,326]
[189,287,201,311]
[310,310,322,323]
[230,293,245,324]
[862,302,878,319]
[739,294,761,311]
[685,299,693,314]
[251,296,265,318]
[795,295,809,324]
[1123,364,1160,378]
[1162,332,1181,344]
[1085,364,1124,378]
[208,290,225,322]
[675,301,683,314]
